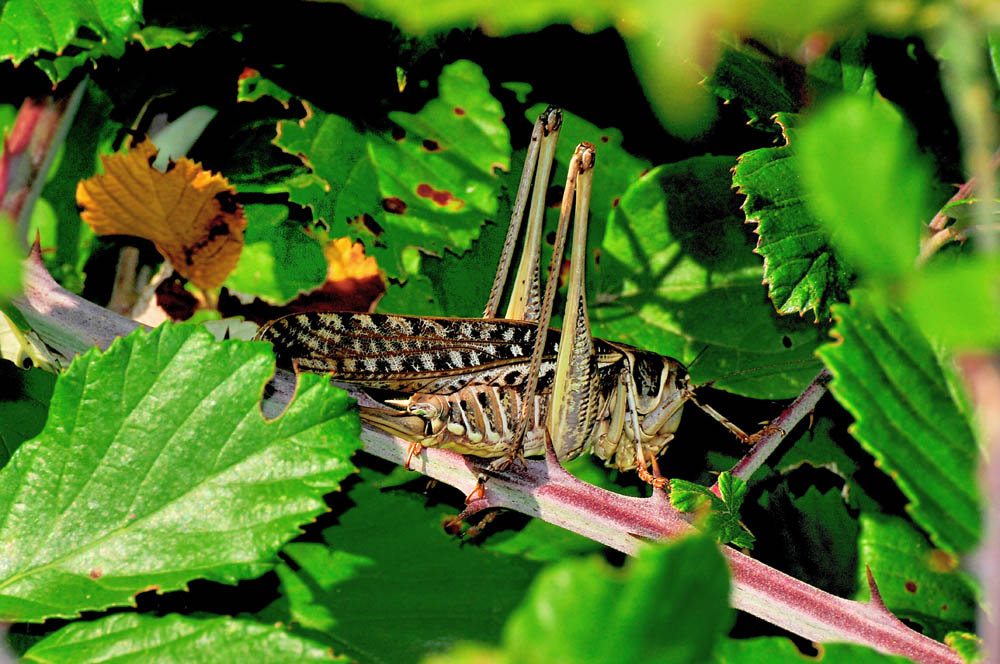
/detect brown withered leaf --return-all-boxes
[76,140,246,290]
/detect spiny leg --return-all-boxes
[625,374,669,490]
[483,106,562,321]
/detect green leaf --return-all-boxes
[594,155,827,398]
[703,39,803,127]
[903,257,1000,350]
[21,613,345,663]
[798,95,932,278]
[224,202,327,302]
[264,463,542,664]
[945,631,983,663]
[989,29,1000,90]
[501,537,731,664]
[772,412,878,512]
[712,636,911,662]
[671,474,755,549]
[806,35,877,99]
[131,25,206,49]
[0,324,361,622]
[0,221,22,300]
[237,68,293,106]
[274,60,509,284]
[0,0,142,77]
[0,363,55,467]
[733,113,854,320]
[856,513,977,640]
[817,289,981,552]
[752,484,858,596]
[39,85,114,289]
[329,0,614,35]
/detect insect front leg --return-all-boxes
[684,385,785,445]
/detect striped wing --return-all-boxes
[256,312,562,394]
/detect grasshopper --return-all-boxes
[256,107,757,488]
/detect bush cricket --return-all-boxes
[256,107,761,488]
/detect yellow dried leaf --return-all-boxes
[324,236,379,282]
[76,140,246,290]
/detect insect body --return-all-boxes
[257,312,691,472]
[257,107,752,486]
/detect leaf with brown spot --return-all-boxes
[76,139,247,290]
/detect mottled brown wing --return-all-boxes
[255,312,562,394]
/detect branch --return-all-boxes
[14,254,962,664]
[711,367,833,495]
[918,143,1000,265]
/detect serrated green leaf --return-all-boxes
[0,324,361,622]
[501,537,729,664]
[903,257,1000,350]
[274,60,509,284]
[718,471,746,508]
[670,478,718,513]
[0,0,141,78]
[265,463,542,664]
[594,155,826,398]
[733,113,854,320]
[21,613,345,663]
[670,475,753,548]
[798,95,931,279]
[817,289,981,553]
[712,636,911,662]
[703,39,803,127]
[0,363,55,467]
[856,513,977,640]
[224,202,326,302]
[753,484,857,596]
[772,412,879,512]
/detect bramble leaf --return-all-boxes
[798,95,932,279]
[273,60,509,285]
[671,473,754,549]
[0,363,55,467]
[712,636,911,662]
[945,631,983,663]
[265,464,541,663]
[733,113,854,320]
[857,513,977,640]
[502,537,730,664]
[594,155,826,398]
[0,0,141,67]
[20,613,345,663]
[903,257,1000,350]
[0,324,360,622]
[224,202,326,302]
[817,289,981,553]
[76,140,247,290]
[752,483,858,596]
[703,39,803,127]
